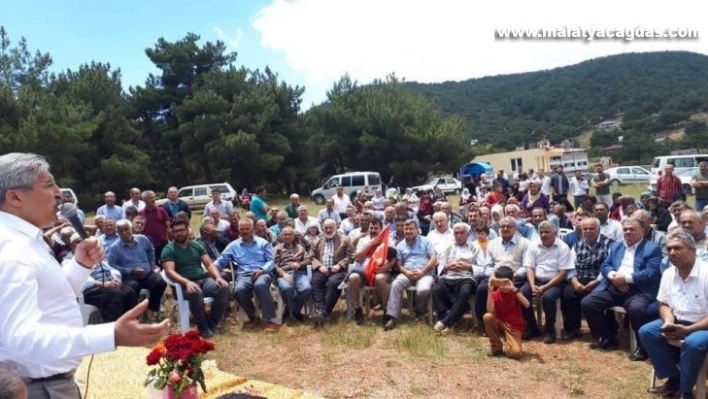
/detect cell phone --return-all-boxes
[661,325,676,332]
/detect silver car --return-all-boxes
[604,166,652,186]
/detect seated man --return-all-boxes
[338,206,358,235]
[347,218,397,325]
[384,219,438,331]
[521,221,574,343]
[196,220,231,261]
[254,219,277,244]
[162,219,230,338]
[273,227,312,322]
[432,223,478,334]
[426,211,454,259]
[473,217,531,323]
[581,217,662,361]
[295,205,319,234]
[106,219,166,321]
[561,217,612,340]
[66,233,138,322]
[639,230,708,398]
[215,218,280,332]
[98,218,119,248]
[310,219,354,322]
[594,202,624,243]
[269,210,289,236]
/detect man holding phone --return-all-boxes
[639,230,708,398]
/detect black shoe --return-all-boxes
[589,337,618,351]
[522,328,541,340]
[543,331,556,344]
[199,328,214,339]
[383,318,397,331]
[561,330,583,340]
[208,321,221,334]
[647,378,679,396]
[354,308,364,326]
[292,312,305,322]
[629,347,648,362]
[487,349,503,357]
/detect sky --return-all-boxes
[3,0,708,109]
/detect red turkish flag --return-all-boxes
[364,228,390,285]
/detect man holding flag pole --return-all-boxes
[345,218,398,325]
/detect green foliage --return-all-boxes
[406,52,708,149]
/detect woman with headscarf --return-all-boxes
[417,194,434,235]
[459,188,474,207]
[521,181,549,214]
[490,204,504,236]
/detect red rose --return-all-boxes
[146,349,162,366]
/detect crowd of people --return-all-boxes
[42,161,708,399]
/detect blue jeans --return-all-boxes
[234,273,276,321]
[276,271,312,316]
[695,199,708,213]
[639,319,708,394]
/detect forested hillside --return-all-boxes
[406,52,708,150]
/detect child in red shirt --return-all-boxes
[483,266,531,359]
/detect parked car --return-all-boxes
[604,166,652,186]
[156,182,237,208]
[649,167,696,196]
[411,176,462,195]
[311,171,382,205]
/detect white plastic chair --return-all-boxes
[160,270,214,334]
[534,297,563,338]
[649,339,708,397]
[230,267,284,327]
[77,295,100,326]
[607,306,637,353]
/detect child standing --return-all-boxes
[483,266,531,359]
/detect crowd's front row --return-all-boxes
[60,207,708,399]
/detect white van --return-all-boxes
[651,154,708,175]
[311,172,382,205]
[156,182,237,208]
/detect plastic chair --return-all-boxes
[606,306,637,353]
[648,339,708,397]
[534,297,562,338]
[160,270,214,334]
[405,286,434,325]
[77,295,100,326]
[230,267,284,327]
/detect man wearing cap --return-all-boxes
[638,191,652,210]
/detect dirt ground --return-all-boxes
[206,308,657,399]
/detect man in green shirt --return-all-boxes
[284,193,300,219]
[592,164,611,208]
[162,219,230,338]
[691,161,708,212]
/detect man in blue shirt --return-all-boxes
[96,191,125,221]
[98,219,120,249]
[106,219,166,321]
[249,186,269,222]
[384,219,438,331]
[215,218,280,333]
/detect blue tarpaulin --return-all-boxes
[458,162,493,178]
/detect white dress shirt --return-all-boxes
[657,259,708,323]
[295,216,319,234]
[538,176,551,196]
[331,194,352,214]
[0,212,115,378]
[569,177,589,196]
[600,219,624,242]
[523,237,575,281]
[426,228,454,259]
[612,241,640,283]
[122,199,146,211]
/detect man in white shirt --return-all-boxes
[294,205,319,234]
[204,188,234,218]
[679,209,708,251]
[535,169,552,196]
[569,170,589,208]
[520,221,574,343]
[332,185,352,220]
[640,230,708,398]
[426,212,454,262]
[338,207,358,235]
[0,153,167,398]
[593,203,623,242]
[122,187,145,211]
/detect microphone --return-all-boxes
[59,203,88,239]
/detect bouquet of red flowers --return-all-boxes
[144,329,216,397]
